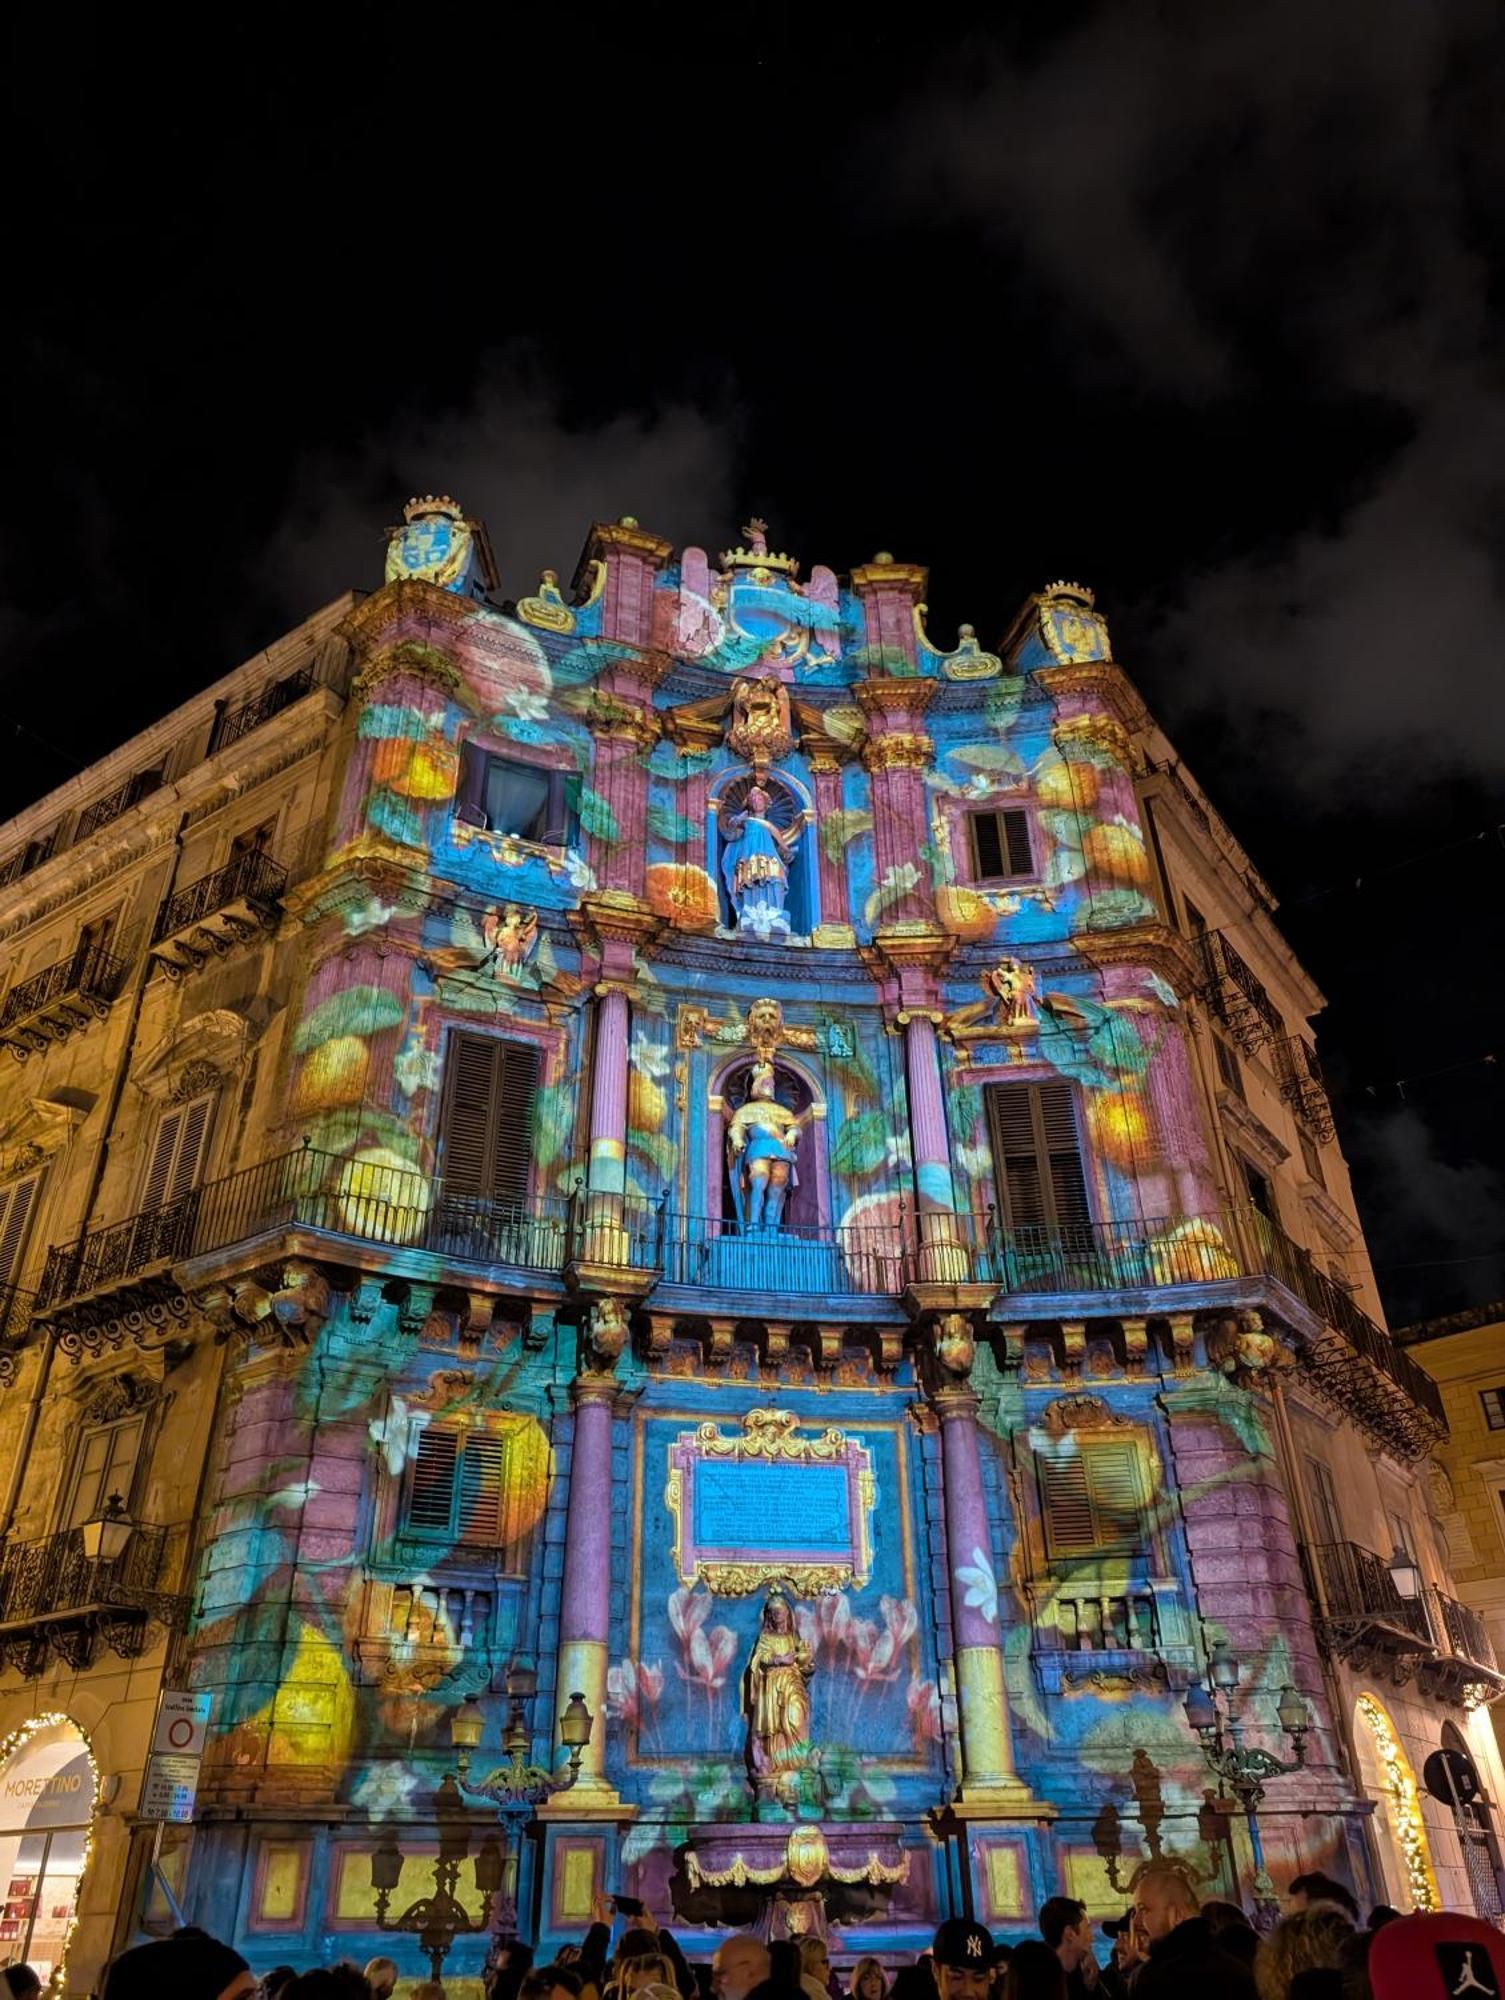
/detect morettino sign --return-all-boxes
[665,1407,875,1596]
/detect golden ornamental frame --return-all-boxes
[664,1407,877,1597]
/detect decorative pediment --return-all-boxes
[130,1007,261,1102]
[1040,1394,1132,1434]
[0,1093,93,1177]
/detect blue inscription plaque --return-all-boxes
[692,1462,851,1553]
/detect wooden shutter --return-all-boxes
[988,1081,1090,1229]
[1305,1457,1341,1544]
[407,1425,458,1532]
[1039,1440,1145,1558]
[1001,809,1033,875]
[458,1430,507,1543]
[0,1170,42,1285]
[439,1033,540,1208]
[141,1094,215,1211]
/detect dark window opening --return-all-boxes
[1242,1159,1275,1222]
[1480,1390,1505,1432]
[458,746,570,844]
[1298,1127,1326,1189]
[969,808,1033,882]
[1213,1036,1244,1101]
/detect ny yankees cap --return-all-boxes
[1370,1913,1505,2000]
[931,1918,996,1969]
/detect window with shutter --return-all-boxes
[64,1416,145,1529]
[969,809,1033,882]
[140,1092,216,1212]
[0,1169,43,1287]
[404,1421,519,1551]
[1305,1456,1342,1544]
[438,1032,541,1211]
[407,1426,458,1532]
[1038,1439,1147,1559]
[986,1081,1090,1230]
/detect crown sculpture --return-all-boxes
[720,517,800,579]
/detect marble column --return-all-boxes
[904,1012,968,1285]
[546,1372,627,1812]
[588,987,630,1197]
[933,1387,1037,1811]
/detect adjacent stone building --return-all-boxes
[0,502,1500,1994]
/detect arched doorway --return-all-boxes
[1439,1721,1505,1922]
[0,1715,97,1988]
[1353,1693,1439,1912]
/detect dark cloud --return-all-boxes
[1349,1104,1505,1323]
[261,359,739,614]
[900,0,1505,783]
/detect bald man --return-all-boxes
[1130,1868,1258,2000]
[713,1934,772,2000]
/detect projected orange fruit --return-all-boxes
[290,1035,370,1116]
[936,885,997,941]
[1082,822,1151,889]
[1087,1091,1153,1170]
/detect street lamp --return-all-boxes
[1387,1546,1423,1602]
[80,1492,133,1563]
[1182,1641,1310,1927]
[372,1676,595,1974]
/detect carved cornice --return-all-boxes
[580,517,676,570]
[850,560,929,596]
[861,733,934,772]
[1070,922,1200,998]
[350,639,464,706]
[337,579,481,656]
[854,676,938,718]
[1035,660,1151,735]
[569,891,664,958]
[1218,1089,1291,1172]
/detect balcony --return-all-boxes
[1,1283,33,1343]
[0,1523,186,1673]
[1429,1588,1498,1676]
[1277,1036,1336,1143]
[991,1206,1444,1451]
[211,667,315,753]
[33,1149,663,1330]
[1306,1542,1505,1706]
[1198,932,1282,1055]
[1031,1579,1198,1696]
[150,848,288,978]
[75,769,162,841]
[660,1212,908,1301]
[0,943,126,1060]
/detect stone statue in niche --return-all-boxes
[745,1590,815,1810]
[720,780,804,940]
[726,1060,809,1233]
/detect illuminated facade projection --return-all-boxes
[1,501,1503,1992]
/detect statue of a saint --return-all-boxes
[726,1061,808,1232]
[720,783,802,939]
[745,1592,814,1807]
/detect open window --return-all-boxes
[456,746,572,844]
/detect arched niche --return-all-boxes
[0,1715,98,1989]
[1353,1692,1439,1912]
[708,1051,830,1235]
[708,767,818,939]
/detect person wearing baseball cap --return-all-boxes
[930,1918,995,2000]
[1369,1912,1505,2000]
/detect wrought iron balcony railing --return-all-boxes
[0,943,127,1059]
[661,1211,907,1297]
[1306,1539,1433,1645]
[0,1283,35,1342]
[74,769,162,842]
[1429,1588,1497,1672]
[151,847,288,947]
[1277,1036,1336,1142]
[1198,932,1283,1054]
[0,824,62,889]
[34,1150,664,1315]
[211,668,315,753]
[0,1523,170,1626]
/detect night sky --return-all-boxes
[3,4,1501,1325]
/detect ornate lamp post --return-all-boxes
[371,1765,504,1982]
[1183,1640,1310,1926]
[454,1664,595,1931]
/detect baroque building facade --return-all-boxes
[0,503,1501,1993]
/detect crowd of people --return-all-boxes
[9,1868,1500,2000]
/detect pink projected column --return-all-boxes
[545,1374,624,1811]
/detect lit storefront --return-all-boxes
[0,1716,97,1989]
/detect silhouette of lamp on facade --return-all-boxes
[371,1665,593,1973]
[1182,1640,1309,1925]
